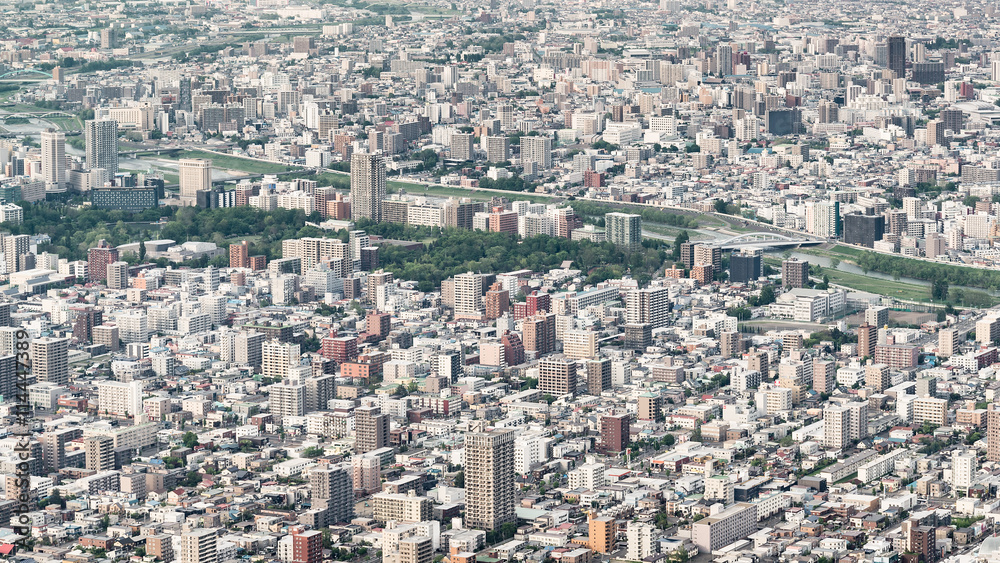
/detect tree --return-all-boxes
[672,230,690,261]
[664,434,676,447]
[713,199,728,214]
[182,431,199,449]
[932,279,949,301]
[454,470,465,488]
[302,446,325,458]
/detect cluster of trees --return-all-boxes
[854,251,1000,292]
[465,33,526,54]
[377,229,669,292]
[11,203,324,262]
[569,201,699,229]
[478,175,531,192]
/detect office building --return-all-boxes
[730,253,762,283]
[465,426,516,530]
[351,153,386,222]
[85,119,119,179]
[179,159,212,205]
[605,212,642,251]
[844,214,885,248]
[887,36,906,78]
[41,129,66,191]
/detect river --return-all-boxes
[771,250,1000,298]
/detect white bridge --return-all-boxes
[718,232,823,250]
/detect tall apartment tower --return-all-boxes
[586,357,611,395]
[41,129,66,192]
[605,212,642,252]
[465,425,516,530]
[181,528,218,563]
[355,405,389,453]
[85,435,114,472]
[107,261,128,290]
[823,404,850,449]
[887,36,906,78]
[857,323,877,358]
[230,241,250,268]
[350,153,386,222]
[538,357,577,397]
[988,406,1000,462]
[453,271,485,320]
[179,158,212,205]
[88,239,120,282]
[84,119,119,180]
[310,466,354,523]
[30,336,69,385]
[781,259,809,288]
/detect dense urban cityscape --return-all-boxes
[4,1,1000,563]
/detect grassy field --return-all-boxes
[46,116,82,131]
[166,150,300,174]
[822,267,932,301]
[644,223,714,240]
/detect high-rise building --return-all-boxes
[987,406,1000,462]
[599,413,629,453]
[270,379,306,419]
[605,212,642,252]
[41,129,66,192]
[939,328,958,357]
[230,241,250,268]
[31,336,69,385]
[85,119,119,180]
[181,528,218,563]
[107,261,128,290]
[291,531,323,563]
[781,258,809,288]
[88,239,120,283]
[730,253,762,283]
[538,357,577,397]
[450,132,474,161]
[522,313,556,355]
[857,323,877,358]
[85,435,114,472]
[310,466,354,523]
[465,426,516,530]
[351,153,386,222]
[887,36,906,78]
[521,136,553,169]
[98,380,143,418]
[179,158,211,205]
[586,357,611,395]
[3,234,29,274]
[823,404,850,449]
[844,214,885,248]
[355,405,389,453]
[720,331,741,358]
[589,516,615,554]
[484,136,510,163]
[625,287,671,329]
[454,271,484,320]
